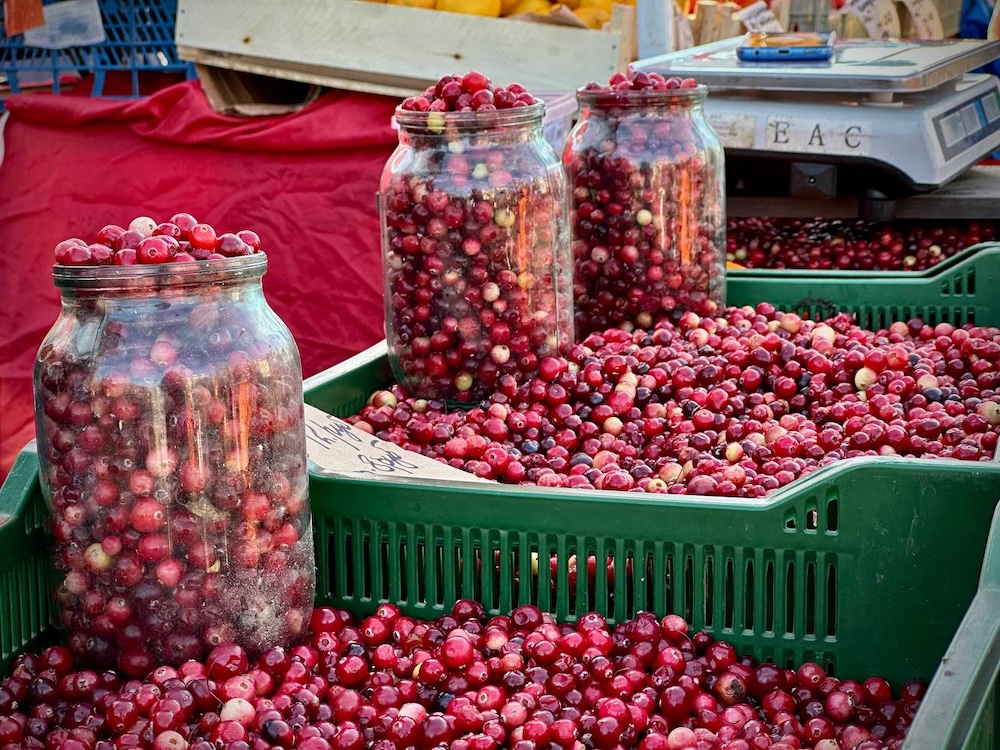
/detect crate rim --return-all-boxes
[304,340,1000,509]
[727,241,1000,279]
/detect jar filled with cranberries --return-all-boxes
[33,216,315,676]
[379,71,574,403]
[565,71,727,339]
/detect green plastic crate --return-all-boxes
[3,440,1000,749]
[3,243,1000,746]
[727,242,1000,329]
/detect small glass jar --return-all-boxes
[33,256,315,674]
[564,86,727,339]
[379,104,573,403]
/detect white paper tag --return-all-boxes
[844,0,901,39]
[304,403,492,483]
[707,112,757,149]
[899,0,943,39]
[736,1,784,32]
[24,0,106,49]
[675,1,696,49]
[764,115,872,156]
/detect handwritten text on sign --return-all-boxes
[304,404,491,483]
[844,0,901,39]
[765,116,872,157]
[736,1,784,32]
[899,0,943,39]
[707,112,757,149]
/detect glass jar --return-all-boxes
[564,86,726,339]
[379,103,573,403]
[33,256,315,675]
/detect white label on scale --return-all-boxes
[899,0,943,39]
[708,112,757,149]
[736,1,785,31]
[764,116,872,156]
[844,0,901,39]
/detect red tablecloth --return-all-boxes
[0,80,399,482]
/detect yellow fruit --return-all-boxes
[387,0,436,7]
[435,0,502,15]
[558,0,582,9]
[501,0,521,13]
[578,0,612,11]
[573,4,611,26]
[508,0,552,13]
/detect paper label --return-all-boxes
[736,1,784,32]
[676,1,695,48]
[844,0,901,39]
[899,0,943,39]
[304,404,492,483]
[23,0,106,49]
[764,115,872,156]
[707,112,757,149]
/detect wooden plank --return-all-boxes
[176,0,631,95]
[727,168,1000,220]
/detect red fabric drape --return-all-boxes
[0,80,398,482]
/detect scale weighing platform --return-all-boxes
[636,38,1000,218]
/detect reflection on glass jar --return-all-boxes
[33,256,315,675]
[565,86,726,339]
[380,104,573,403]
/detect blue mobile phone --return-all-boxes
[736,31,836,62]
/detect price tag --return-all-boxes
[675,1,696,49]
[707,112,757,149]
[736,1,785,32]
[899,0,943,39]
[844,0,901,39]
[304,404,492,483]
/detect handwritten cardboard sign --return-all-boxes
[844,0,901,40]
[899,0,943,40]
[736,1,784,32]
[304,404,492,483]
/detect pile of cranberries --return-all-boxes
[399,71,538,113]
[382,73,572,403]
[347,305,1000,496]
[0,602,924,750]
[566,71,726,339]
[53,214,262,266]
[36,216,314,675]
[581,72,700,93]
[726,218,998,271]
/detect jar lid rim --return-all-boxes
[394,101,546,128]
[52,254,267,288]
[576,85,708,105]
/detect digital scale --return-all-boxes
[636,38,1000,219]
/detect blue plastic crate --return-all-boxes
[0,0,194,99]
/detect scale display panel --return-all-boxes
[934,88,1000,161]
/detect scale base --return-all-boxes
[726,151,941,203]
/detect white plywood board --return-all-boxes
[176,0,634,94]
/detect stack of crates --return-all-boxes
[0,0,194,101]
[5,254,1000,745]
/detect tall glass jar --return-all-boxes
[564,86,726,339]
[33,256,315,675]
[379,104,573,403]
